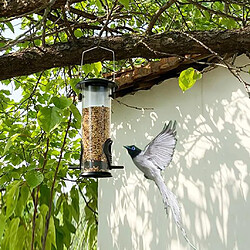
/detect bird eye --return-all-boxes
[131,146,135,150]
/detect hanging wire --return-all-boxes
[80,46,116,82]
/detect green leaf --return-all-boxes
[0,174,8,186]
[3,134,20,154]
[82,64,93,75]
[64,218,76,233]
[26,162,37,171]
[35,214,44,247]
[52,96,73,109]
[0,213,6,242]
[61,224,71,248]
[37,106,63,133]
[70,187,80,223]
[14,225,26,250]
[46,217,56,249]
[193,69,202,81]
[82,62,102,76]
[74,29,83,38]
[95,0,103,11]
[55,228,64,250]
[63,202,71,221]
[179,67,202,92]
[2,217,20,250]
[3,138,12,154]
[119,0,129,8]
[69,78,80,94]
[25,170,44,189]
[6,181,21,219]
[93,62,102,75]
[54,218,64,249]
[6,22,14,33]
[9,218,20,250]
[40,184,51,206]
[1,90,11,95]
[55,194,64,215]
[15,184,30,216]
[70,104,81,129]
[40,204,49,218]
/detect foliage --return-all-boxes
[179,67,202,92]
[0,65,101,249]
[0,0,249,249]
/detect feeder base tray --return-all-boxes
[80,171,112,178]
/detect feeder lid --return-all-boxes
[76,78,116,89]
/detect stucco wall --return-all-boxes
[98,56,250,250]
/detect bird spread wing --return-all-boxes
[142,120,177,170]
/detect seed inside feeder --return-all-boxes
[82,106,110,171]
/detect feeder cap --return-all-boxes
[76,78,116,89]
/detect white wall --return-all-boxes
[98,56,250,250]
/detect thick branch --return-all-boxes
[0,0,82,18]
[0,27,250,80]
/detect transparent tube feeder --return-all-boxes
[76,47,123,178]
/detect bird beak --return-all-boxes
[123,145,129,150]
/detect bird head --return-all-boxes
[123,145,141,158]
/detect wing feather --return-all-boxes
[142,121,177,170]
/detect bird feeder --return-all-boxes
[76,46,123,178]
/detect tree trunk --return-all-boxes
[0,27,250,80]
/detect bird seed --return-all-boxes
[82,106,110,171]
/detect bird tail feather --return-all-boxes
[155,176,197,250]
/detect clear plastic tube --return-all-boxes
[77,79,114,177]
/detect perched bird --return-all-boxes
[124,121,197,250]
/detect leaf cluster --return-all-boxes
[0,67,99,249]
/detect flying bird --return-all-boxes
[124,121,197,250]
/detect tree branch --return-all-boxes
[97,0,119,41]
[0,0,82,18]
[146,0,178,34]
[69,7,98,20]
[42,113,72,249]
[115,99,154,111]
[0,27,249,80]
[31,137,50,250]
[78,187,98,225]
[78,187,98,216]
[15,72,43,112]
[186,0,248,22]
[180,30,250,95]
[61,5,77,42]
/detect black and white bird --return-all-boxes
[124,121,197,250]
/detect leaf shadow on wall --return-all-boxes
[99,70,250,250]
[175,91,250,250]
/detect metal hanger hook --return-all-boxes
[80,46,116,82]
